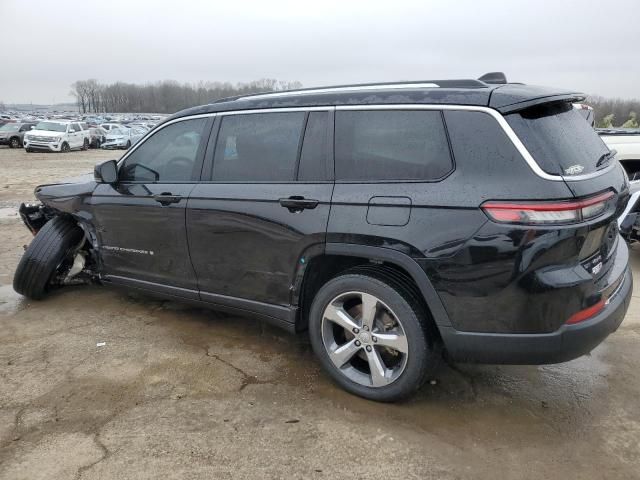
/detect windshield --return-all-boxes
[110,127,128,136]
[0,123,19,131]
[506,102,610,177]
[34,122,67,132]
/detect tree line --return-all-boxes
[70,78,303,114]
[69,79,640,127]
[586,96,640,128]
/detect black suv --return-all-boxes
[13,77,632,401]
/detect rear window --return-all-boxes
[335,110,453,181]
[506,102,610,176]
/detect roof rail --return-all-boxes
[212,79,489,103]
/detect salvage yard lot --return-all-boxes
[0,146,639,479]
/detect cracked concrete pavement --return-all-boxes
[1,147,639,479]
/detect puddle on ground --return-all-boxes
[0,207,18,219]
[0,284,24,314]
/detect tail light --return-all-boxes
[482,191,614,225]
[565,299,605,325]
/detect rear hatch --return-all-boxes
[505,100,629,283]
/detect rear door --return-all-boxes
[187,108,334,308]
[90,116,213,296]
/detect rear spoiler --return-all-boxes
[477,72,586,114]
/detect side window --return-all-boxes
[120,118,207,182]
[335,110,453,181]
[212,112,305,182]
[298,112,330,181]
[72,123,81,132]
[19,125,30,132]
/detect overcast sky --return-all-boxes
[1,0,638,104]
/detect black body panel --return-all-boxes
[187,183,333,306]
[24,84,631,366]
[90,182,199,294]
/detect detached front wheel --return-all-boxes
[13,216,84,300]
[309,273,439,402]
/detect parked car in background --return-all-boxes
[0,122,37,148]
[88,126,108,149]
[23,120,90,152]
[599,128,640,242]
[101,126,146,150]
[100,123,123,132]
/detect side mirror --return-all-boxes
[30,125,35,129]
[94,160,118,184]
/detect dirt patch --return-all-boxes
[0,145,639,479]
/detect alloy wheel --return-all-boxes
[321,291,409,388]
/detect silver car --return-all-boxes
[100,126,147,150]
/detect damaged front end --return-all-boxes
[18,202,54,235]
[18,175,102,288]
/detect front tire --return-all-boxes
[308,273,439,402]
[60,142,70,153]
[13,216,84,300]
[124,140,131,150]
[9,137,21,148]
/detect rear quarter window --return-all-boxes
[335,110,453,181]
[506,102,610,177]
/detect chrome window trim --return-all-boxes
[336,104,595,182]
[117,113,216,166]
[121,104,613,183]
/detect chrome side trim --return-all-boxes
[336,104,564,182]
[124,104,613,184]
[237,83,440,101]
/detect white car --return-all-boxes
[23,120,90,153]
[100,126,147,150]
[100,123,123,132]
[599,129,640,241]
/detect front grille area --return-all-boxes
[28,136,56,143]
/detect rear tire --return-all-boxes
[81,138,89,151]
[13,216,84,300]
[308,273,439,402]
[124,140,131,150]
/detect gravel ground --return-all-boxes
[0,146,639,479]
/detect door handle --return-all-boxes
[279,196,319,212]
[153,192,182,206]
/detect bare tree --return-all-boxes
[70,78,303,114]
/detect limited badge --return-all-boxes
[592,262,603,275]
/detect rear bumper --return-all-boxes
[440,265,632,364]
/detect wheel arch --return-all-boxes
[295,242,451,333]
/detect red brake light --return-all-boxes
[482,191,614,225]
[565,299,605,325]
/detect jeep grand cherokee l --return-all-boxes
[13,77,632,402]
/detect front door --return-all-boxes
[90,116,212,297]
[187,110,334,307]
